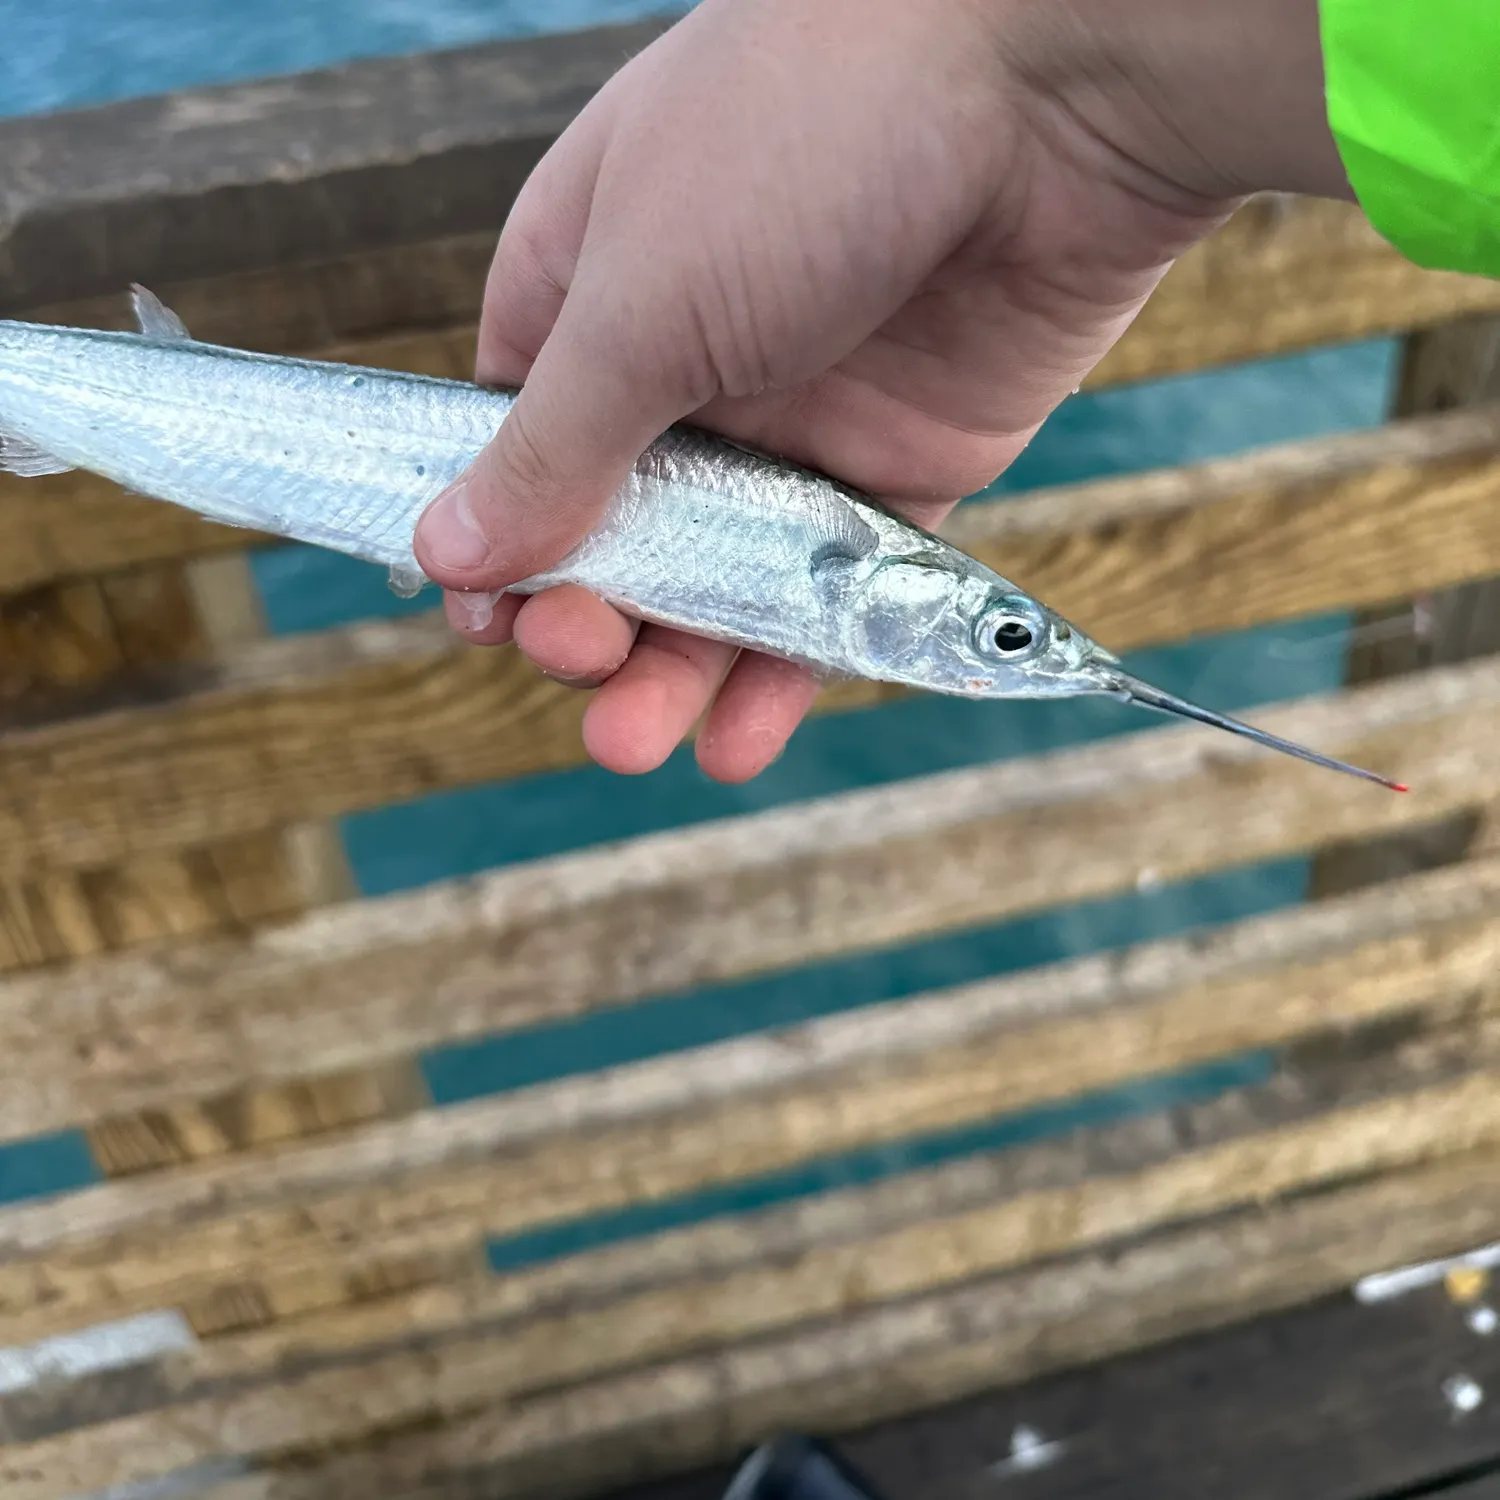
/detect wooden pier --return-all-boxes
[1,18,1500,1500]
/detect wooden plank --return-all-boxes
[715,1281,1500,1500]
[0,563,336,975]
[16,229,500,360]
[0,565,204,707]
[1345,316,1500,707]
[0,21,677,314]
[138,1151,1500,1500]
[0,1010,1495,1497]
[0,664,1498,1146]
[0,510,363,1159]
[13,190,1500,381]
[0,831,320,974]
[943,400,1500,644]
[1086,195,1500,389]
[63,555,376,1177]
[3,404,1498,872]
[4,200,1500,600]
[0,855,1497,1343]
[1311,315,1500,901]
[81,1060,429,1178]
[178,552,356,930]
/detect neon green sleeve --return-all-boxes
[1320,0,1500,277]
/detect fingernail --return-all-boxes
[421,481,491,570]
[543,669,605,690]
[452,589,504,630]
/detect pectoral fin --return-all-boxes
[0,430,73,478]
[806,495,880,574]
[387,564,428,599]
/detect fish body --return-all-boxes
[0,289,1103,699]
[0,307,499,590]
[0,287,1403,789]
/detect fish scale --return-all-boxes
[0,284,1404,791]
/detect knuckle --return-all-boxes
[687,262,779,401]
[492,401,557,501]
[490,213,572,307]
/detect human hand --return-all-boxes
[413,0,1351,782]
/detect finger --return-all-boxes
[581,626,739,776]
[413,260,716,594]
[472,101,615,387]
[694,652,825,783]
[511,585,638,685]
[413,54,713,594]
[443,589,522,646]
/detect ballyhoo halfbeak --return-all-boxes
[1099,670,1407,792]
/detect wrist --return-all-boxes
[1004,0,1355,206]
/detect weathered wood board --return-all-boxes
[0,20,677,314]
[602,1277,1500,1500]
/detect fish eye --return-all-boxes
[975,603,1044,658]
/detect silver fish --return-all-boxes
[0,285,1403,791]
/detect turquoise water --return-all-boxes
[0,4,1397,1255]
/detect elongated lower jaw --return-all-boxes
[1105,672,1408,792]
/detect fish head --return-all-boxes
[847,551,1405,790]
[847,554,1111,699]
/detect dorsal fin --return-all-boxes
[130,284,192,341]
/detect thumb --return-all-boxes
[413,282,711,592]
